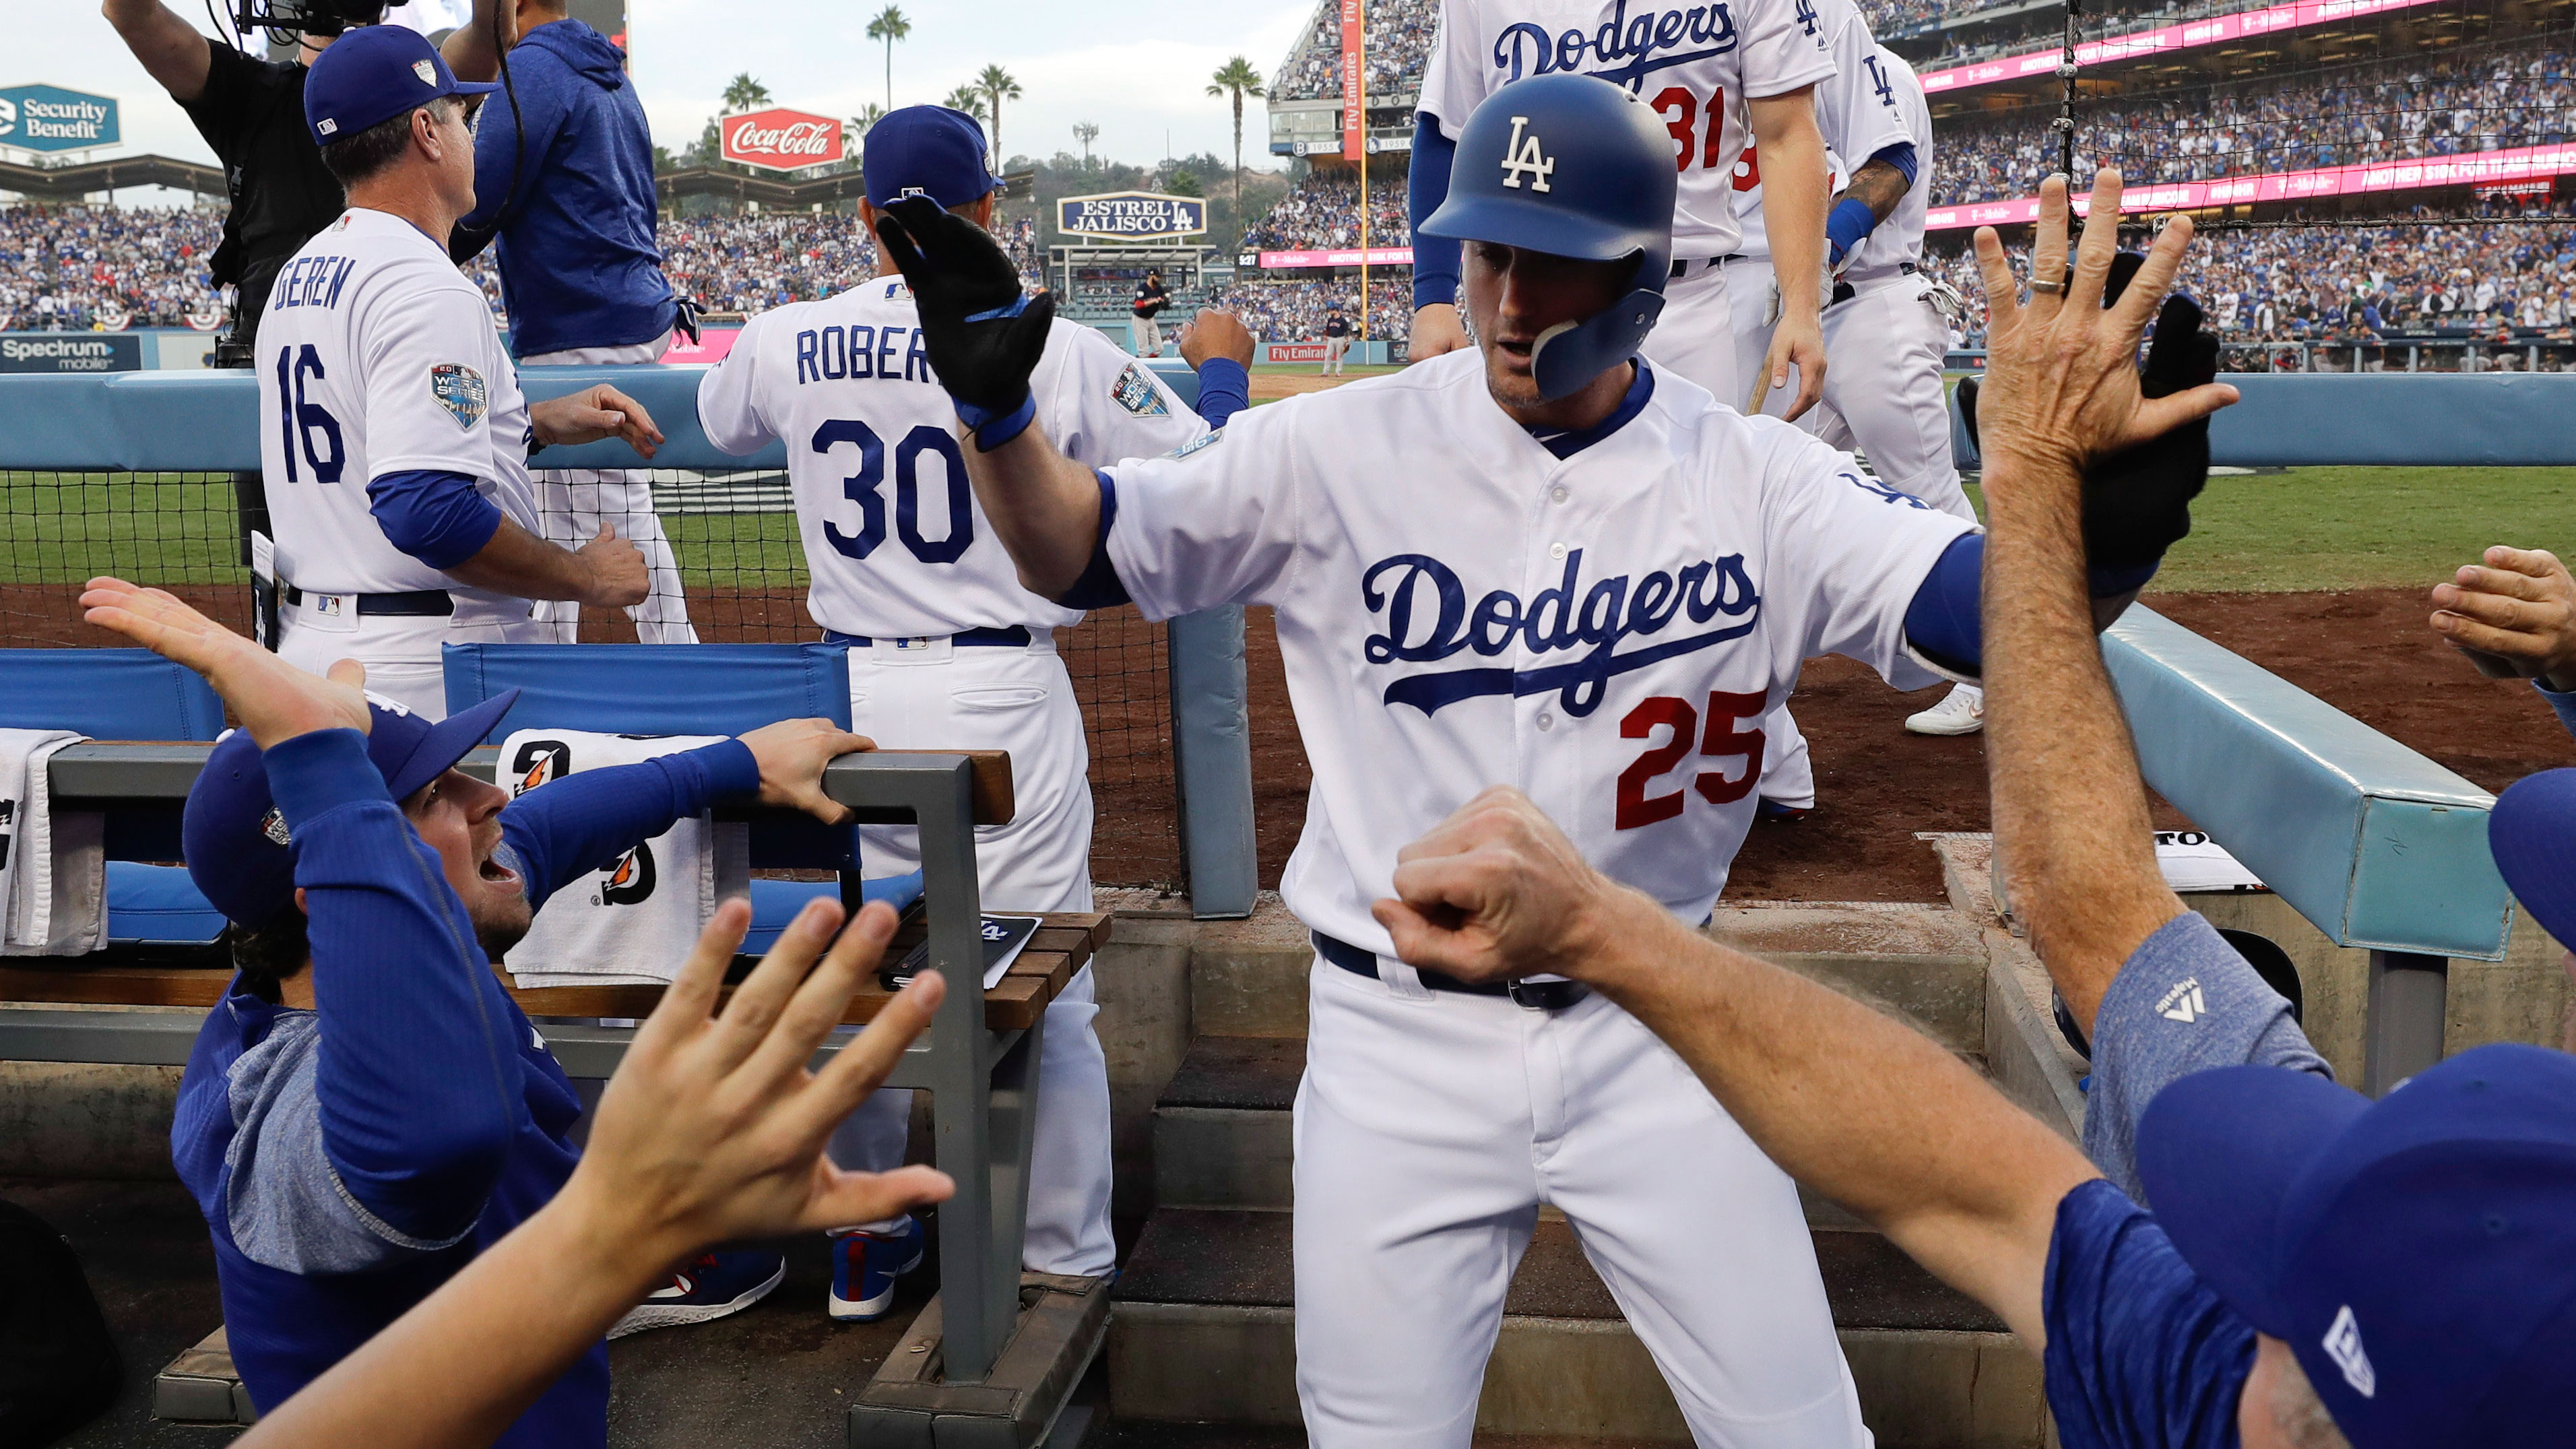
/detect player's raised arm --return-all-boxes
[1972,170,2239,1023]
[874,197,1104,601]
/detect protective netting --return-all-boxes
[1,468,1184,888]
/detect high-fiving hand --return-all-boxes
[80,576,371,748]
[874,197,1057,420]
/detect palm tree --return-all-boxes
[976,65,1023,164]
[845,102,885,156]
[1072,121,1100,175]
[721,72,771,113]
[866,6,910,112]
[1206,57,1265,222]
[944,84,987,133]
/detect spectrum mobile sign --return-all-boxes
[1057,192,1206,239]
[718,106,842,170]
[0,85,120,154]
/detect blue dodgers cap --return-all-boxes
[862,105,1001,209]
[183,690,520,929]
[303,23,497,148]
[2490,767,2576,950]
[2137,1045,2576,1449]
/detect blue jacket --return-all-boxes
[170,731,759,1442]
[457,19,676,358]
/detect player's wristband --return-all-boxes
[955,391,1036,452]
[1825,197,1879,268]
[2088,559,2160,598]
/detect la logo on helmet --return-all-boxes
[1500,116,1555,193]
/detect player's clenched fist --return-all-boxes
[874,195,1056,440]
[1372,786,1654,986]
[1177,308,1256,372]
[573,521,649,609]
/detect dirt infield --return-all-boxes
[1238,589,2576,903]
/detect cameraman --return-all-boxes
[445,0,697,644]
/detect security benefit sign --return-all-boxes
[0,86,120,154]
[1056,192,1208,240]
[719,106,843,170]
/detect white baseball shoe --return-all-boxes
[1905,684,1985,736]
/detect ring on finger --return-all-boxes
[2029,278,2066,295]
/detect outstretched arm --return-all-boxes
[1372,788,2097,1348]
[1970,171,2238,1028]
[102,0,212,103]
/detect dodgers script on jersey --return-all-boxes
[1102,350,1974,950]
[697,277,1206,637]
[1729,0,1911,261]
[1836,48,1932,281]
[255,208,542,595]
[1419,0,1837,258]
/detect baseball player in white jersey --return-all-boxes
[260,26,650,719]
[876,77,2031,1446]
[1409,0,1842,421]
[695,105,1250,1316]
[1791,51,1987,734]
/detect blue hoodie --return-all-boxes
[457,19,676,358]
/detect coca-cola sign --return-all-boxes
[719,106,843,171]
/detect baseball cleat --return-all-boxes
[829,1215,927,1322]
[610,1249,785,1339]
[1756,798,1812,823]
[1906,684,1985,736]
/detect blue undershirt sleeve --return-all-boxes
[1872,141,1919,189]
[494,740,761,909]
[1409,114,1462,313]
[1056,470,1132,610]
[368,469,505,571]
[1193,357,1251,429]
[2537,678,2576,740]
[1902,534,2166,676]
[2042,1180,2257,1449]
[268,728,521,1246]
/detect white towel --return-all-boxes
[0,730,104,957]
[496,730,749,986]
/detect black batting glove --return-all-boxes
[2084,249,2219,573]
[1956,251,2218,579]
[874,196,1056,448]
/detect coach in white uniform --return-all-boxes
[1410,0,1840,420]
[877,77,2037,1447]
[261,26,651,719]
[696,105,1246,1311]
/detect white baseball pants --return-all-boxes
[276,595,550,721]
[1801,275,1975,524]
[519,334,698,645]
[1649,258,1815,810]
[823,634,1116,1277]
[1293,957,1872,1448]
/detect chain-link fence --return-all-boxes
[1,467,1185,889]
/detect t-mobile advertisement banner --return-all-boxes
[660,327,742,364]
[1258,246,1415,268]
[1925,141,2576,231]
[1920,0,2445,96]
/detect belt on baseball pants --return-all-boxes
[1670,253,1745,280]
[1830,261,1921,309]
[825,626,1033,647]
[283,585,455,617]
[1313,930,1591,1010]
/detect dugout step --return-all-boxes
[152,1326,257,1425]
[850,1272,1112,1449]
[1108,1209,2026,1442]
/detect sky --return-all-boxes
[23,0,1314,193]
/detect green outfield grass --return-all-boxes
[1962,465,2576,593]
[7,465,2568,597]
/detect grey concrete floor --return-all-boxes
[10,1178,934,1449]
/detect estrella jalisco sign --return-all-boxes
[0,85,120,154]
[1056,192,1206,240]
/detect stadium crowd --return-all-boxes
[1929,204,2576,362]
[1209,275,1411,340]
[1239,168,1413,251]
[1938,40,2576,206]
[1273,0,1439,101]
[0,203,222,331]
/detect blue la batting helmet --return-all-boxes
[1419,73,1676,401]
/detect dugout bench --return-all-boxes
[0,720,1110,1448]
